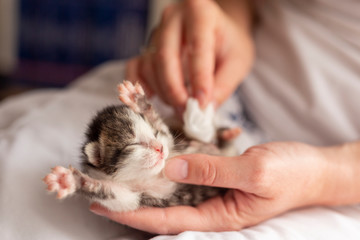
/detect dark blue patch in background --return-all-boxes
[15,0,149,87]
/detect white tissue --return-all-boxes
[183,98,216,143]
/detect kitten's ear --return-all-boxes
[84,141,101,166]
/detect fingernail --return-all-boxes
[196,90,207,109]
[165,158,188,180]
[90,204,108,217]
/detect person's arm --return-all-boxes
[90,141,360,234]
[319,141,360,206]
[126,0,255,112]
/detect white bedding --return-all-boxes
[1,61,360,240]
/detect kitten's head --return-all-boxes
[82,106,173,181]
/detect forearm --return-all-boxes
[320,141,360,206]
[215,0,254,32]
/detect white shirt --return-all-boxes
[241,0,360,145]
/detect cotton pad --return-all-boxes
[183,98,215,143]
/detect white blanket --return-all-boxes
[1,61,360,240]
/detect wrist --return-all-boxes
[317,142,360,206]
[215,0,254,33]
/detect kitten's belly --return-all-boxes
[138,177,177,199]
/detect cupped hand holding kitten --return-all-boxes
[90,141,360,234]
[112,0,360,234]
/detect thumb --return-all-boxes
[164,154,249,189]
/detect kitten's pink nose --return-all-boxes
[155,145,163,153]
[150,140,163,154]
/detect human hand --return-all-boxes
[126,0,254,114]
[90,142,338,234]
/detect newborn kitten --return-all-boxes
[43,81,240,211]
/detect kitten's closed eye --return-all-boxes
[124,142,142,148]
[117,143,142,153]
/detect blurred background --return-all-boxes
[0,0,173,100]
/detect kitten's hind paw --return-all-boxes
[118,80,145,112]
[218,127,242,141]
[43,166,77,199]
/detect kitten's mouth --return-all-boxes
[151,155,164,168]
[146,152,165,169]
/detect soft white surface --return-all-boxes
[183,98,215,143]
[1,60,360,240]
[0,62,148,240]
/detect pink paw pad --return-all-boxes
[117,80,145,112]
[43,166,76,199]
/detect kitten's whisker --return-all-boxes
[172,132,184,142]
[173,143,189,148]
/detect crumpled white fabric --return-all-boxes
[182,98,216,143]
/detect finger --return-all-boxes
[138,54,157,97]
[213,52,253,106]
[156,8,188,110]
[125,57,153,96]
[184,0,216,108]
[213,29,254,107]
[90,194,244,234]
[164,154,256,191]
[213,56,243,106]
[91,203,203,234]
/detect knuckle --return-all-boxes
[191,70,211,84]
[187,37,214,64]
[245,146,274,190]
[156,48,169,63]
[199,159,217,186]
[189,37,208,53]
[161,4,176,22]
[249,161,268,190]
[245,145,275,159]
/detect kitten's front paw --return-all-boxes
[43,166,77,199]
[117,80,145,112]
